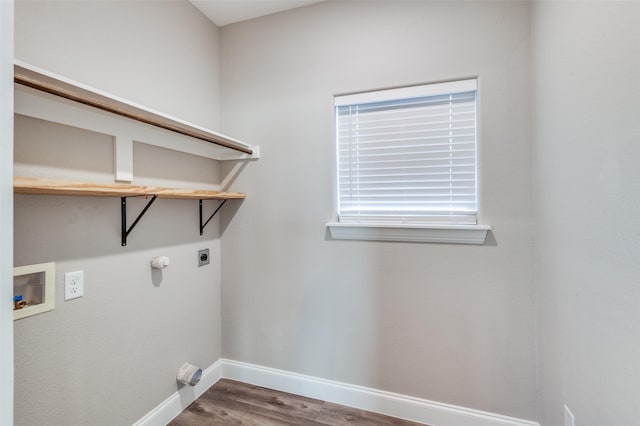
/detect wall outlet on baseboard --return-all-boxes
[564,405,575,426]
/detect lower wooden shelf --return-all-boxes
[14,177,245,200]
[14,177,244,245]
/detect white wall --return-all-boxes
[0,1,14,424]
[13,1,225,424]
[219,1,536,420]
[532,2,640,425]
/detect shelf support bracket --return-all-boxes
[114,135,134,182]
[199,199,226,236]
[121,195,158,246]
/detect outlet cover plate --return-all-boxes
[64,270,84,301]
[198,249,210,267]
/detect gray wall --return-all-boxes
[532,2,640,425]
[219,1,536,420]
[13,1,225,425]
[16,2,640,425]
[15,0,221,129]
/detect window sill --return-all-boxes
[326,222,491,245]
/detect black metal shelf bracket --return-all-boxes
[199,199,227,235]
[121,195,158,246]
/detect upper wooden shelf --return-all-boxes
[13,63,253,245]
[14,177,245,200]
[14,60,258,163]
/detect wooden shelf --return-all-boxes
[13,63,254,245]
[14,177,245,200]
[14,61,252,154]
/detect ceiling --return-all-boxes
[189,0,326,27]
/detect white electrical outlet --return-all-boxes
[564,405,575,426]
[64,270,84,301]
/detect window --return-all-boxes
[329,79,489,244]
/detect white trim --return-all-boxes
[114,135,134,182]
[15,86,249,163]
[327,222,491,244]
[0,1,14,424]
[13,63,261,170]
[220,359,538,426]
[14,60,253,154]
[135,359,538,426]
[335,78,477,106]
[133,360,222,426]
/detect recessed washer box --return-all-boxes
[13,262,55,320]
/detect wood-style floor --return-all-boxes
[168,379,427,426]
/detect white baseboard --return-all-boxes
[133,360,222,426]
[134,358,539,426]
[220,359,539,426]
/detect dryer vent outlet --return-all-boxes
[198,249,210,267]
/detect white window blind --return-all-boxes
[335,79,478,225]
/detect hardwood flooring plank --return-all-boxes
[169,379,428,426]
[317,401,425,426]
[170,386,317,426]
[168,400,244,426]
[202,379,327,423]
[169,397,303,426]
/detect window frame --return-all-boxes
[327,78,490,244]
